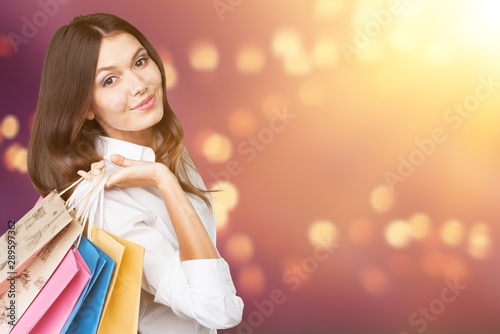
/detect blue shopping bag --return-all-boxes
[62,236,115,334]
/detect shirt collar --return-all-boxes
[96,136,156,162]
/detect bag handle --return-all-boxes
[65,169,110,245]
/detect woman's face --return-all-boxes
[88,32,164,146]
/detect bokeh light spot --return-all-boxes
[369,184,394,213]
[384,220,411,248]
[235,44,266,74]
[189,40,219,71]
[408,213,431,240]
[228,109,257,137]
[271,28,303,59]
[1,115,20,139]
[202,132,233,163]
[440,219,465,246]
[0,34,14,57]
[359,265,390,296]
[225,233,254,264]
[4,143,21,171]
[467,223,492,259]
[237,263,266,299]
[210,181,239,210]
[308,219,338,248]
[213,201,229,229]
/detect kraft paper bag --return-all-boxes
[0,191,75,295]
[0,220,83,334]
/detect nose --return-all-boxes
[129,72,148,96]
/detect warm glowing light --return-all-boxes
[359,266,390,296]
[202,132,233,163]
[4,143,21,171]
[408,213,431,240]
[384,220,411,248]
[0,34,13,57]
[308,220,338,247]
[164,62,178,90]
[388,28,418,53]
[283,51,312,76]
[312,36,340,68]
[237,263,266,298]
[348,219,373,246]
[369,184,394,213]
[225,233,254,264]
[235,44,266,74]
[440,219,464,246]
[228,109,257,136]
[159,49,178,89]
[425,40,451,65]
[271,28,303,59]
[210,181,239,210]
[467,223,492,259]
[313,0,344,21]
[213,201,229,229]
[299,80,327,107]
[1,115,19,139]
[14,147,28,173]
[189,40,219,71]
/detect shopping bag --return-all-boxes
[10,248,90,334]
[0,219,83,333]
[90,226,144,334]
[62,236,115,334]
[0,191,77,294]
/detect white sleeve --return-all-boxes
[100,190,243,330]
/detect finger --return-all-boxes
[77,170,94,181]
[110,154,137,167]
[90,160,105,172]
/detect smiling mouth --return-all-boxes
[132,94,156,110]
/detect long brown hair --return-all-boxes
[28,13,211,207]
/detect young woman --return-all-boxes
[27,13,243,333]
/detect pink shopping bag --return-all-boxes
[10,249,90,334]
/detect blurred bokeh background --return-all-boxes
[1,0,500,333]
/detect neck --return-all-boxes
[109,129,157,150]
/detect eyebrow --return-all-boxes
[95,46,146,76]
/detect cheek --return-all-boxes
[94,90,128,116]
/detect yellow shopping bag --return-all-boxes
[90,226,144,334]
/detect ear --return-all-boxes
[86,111,95,120]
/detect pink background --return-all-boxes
[1,1,499,333]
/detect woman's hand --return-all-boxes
[105,154,172,189]
[78,155,173,189]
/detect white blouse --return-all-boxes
[71,136,243,334]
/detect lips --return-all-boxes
[132,94,156,110]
